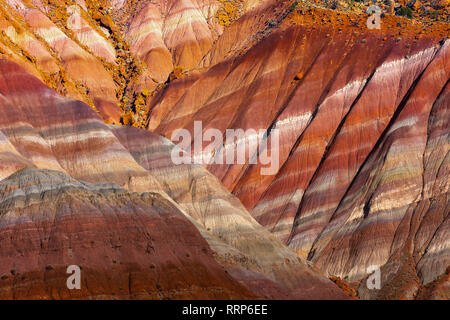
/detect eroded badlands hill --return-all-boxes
[143,2,449,299]
[0,59,348,299]
[0,0,268,125]
[0,0,448,300]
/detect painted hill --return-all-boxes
[0,0,448,299]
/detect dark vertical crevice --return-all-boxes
[305,41,443,261]
[286,64,379,248]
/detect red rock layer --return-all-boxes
[111,125,349,299]
[145,5,449,298]
[0,168,255,299]
[1,0,447,300]
[0,59,348,299]
[0,0,272,125]
[0,0,121,122]
[126,0,220,70]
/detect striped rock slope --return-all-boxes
[0,168,255,299]
[144,4,450,299]
[0,0,267,125]
[0,0,120,122]
[0,59,348,299]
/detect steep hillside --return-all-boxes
[0,0,448,300]
[0,59,348,299]
[144,2,449,299]
[0,0,266,125]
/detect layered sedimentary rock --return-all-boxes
[0,0,121,122]
[111,125,348,299]
[0,0,448,300]
[123,0,221,74]
[67,5,116,64]
[0,59,347,299]
[145,3,449,298]
[0,0,269,127]
[0,168,255,299]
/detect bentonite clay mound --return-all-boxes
[143,1,449,299]
[0,168,256,299]
[0,59,349,299]
[0,0,448,300]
